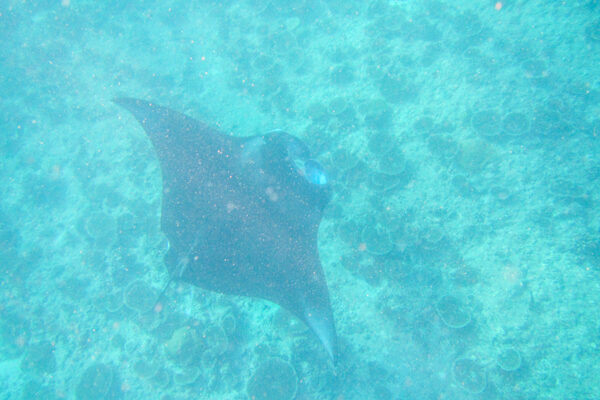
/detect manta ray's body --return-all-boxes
[114,98,337,361]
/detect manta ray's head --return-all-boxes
[261,129,331,208]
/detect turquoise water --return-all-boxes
[1,0,599,399]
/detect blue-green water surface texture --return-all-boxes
[1,1,600,399]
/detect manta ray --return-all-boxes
[114,98,337,361]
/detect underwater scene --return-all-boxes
[1,0,600,399]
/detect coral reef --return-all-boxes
[124,280,158,314]
[452,358,487,394]
[246,358,298,400]
[173,366,201,386]
[165,325,203,366]
[497,347,522,372]
[435,295,471,329]
[360,224,394,256]
[502,112,530,137]
[76,363,122,400]
[20,341,56,375]
[471,109,501,137]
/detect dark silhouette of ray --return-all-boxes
[114,98,337,361]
